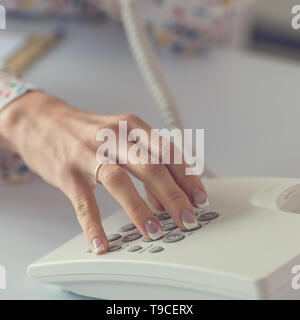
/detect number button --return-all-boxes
[122,232,142,242]
[158,213,171,221]
[128,245,143,252]
[119,223,136,232]
[142,237,153,242]
[198,212,219,222]
[181,224,202,232]
[163,233,185,243]
[149,246,164,253]
[108,245,122,252]
[107,233,122,242]
[162,222,177,231]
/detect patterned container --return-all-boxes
[142,0,252,55]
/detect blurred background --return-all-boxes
[1,0,300,181]
[2,0,300,65]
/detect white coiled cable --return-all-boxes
[120,0,215,179]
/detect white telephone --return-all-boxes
[27,1,300,300]
[28,177,300,300]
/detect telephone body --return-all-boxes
[28,177,300,300]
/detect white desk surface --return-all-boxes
[1,19,300,299]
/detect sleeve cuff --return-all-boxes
[0,71,37,112]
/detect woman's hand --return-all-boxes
[0,91,207,254]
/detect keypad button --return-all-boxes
[128,245,143,252]
[162,222,177,232]
[122,232,142,242]
[149,246,164,253]
[198,212,219,222]
[163,233,185,243]
[181,224,202,232]
[196,209,208,216]
[142,234,163,242]
[119,223,136,233]
[107,233,122,242]
[142,237,153,242]
[108,245,121,252]
[158,213,171,221]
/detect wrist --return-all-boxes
[0,91,59,152]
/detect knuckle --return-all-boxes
[96,123,118,135]
[121,113,141,123]
[101,165,126,186]
[165,190,186,203]
[144,163,165,175]
[177,169,194,183]
[73,139,87,155]
[82,222,99,239]
[59,162,78,181]
[129,202,145,219]
[74,197,91,219]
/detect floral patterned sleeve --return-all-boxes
[0,70,36,111]
[0,71,37,185]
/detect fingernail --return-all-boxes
[181,210,198,230]
[145,221,163,240]
[192,188,209,208]
[92,237,104,254]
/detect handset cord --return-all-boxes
[120,0,216,179]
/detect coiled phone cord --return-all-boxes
[120,0,216,179]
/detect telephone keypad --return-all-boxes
[89,209,220,255]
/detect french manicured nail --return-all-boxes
[181,210,198,230]
[145,221,163,240]
[92,237,104,254]
[192,188,209,208]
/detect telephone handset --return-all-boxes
[27,1,300,300]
